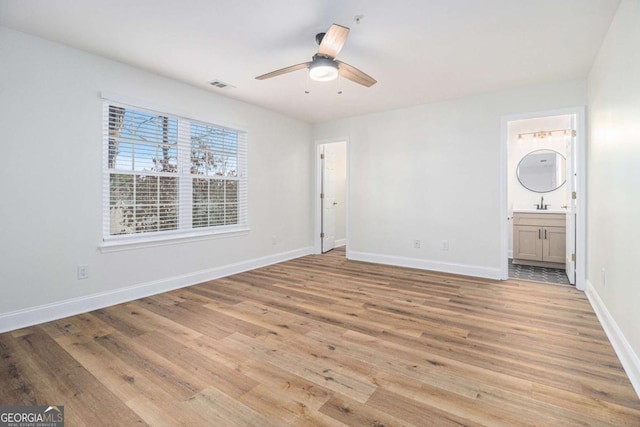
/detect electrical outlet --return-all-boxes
[271,235,278,246]
[413,240,420,249]
[441,240,449,251]
[77,264,89,280]
[601,268,606,287]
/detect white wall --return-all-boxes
[313,80,586,278]
[586,0,640,394]
[0,26,313,330]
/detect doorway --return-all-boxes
[501,107,586,291]
[315,140,347,254]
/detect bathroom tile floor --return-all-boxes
[508,259,572,286]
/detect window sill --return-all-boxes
[99,227,251,253]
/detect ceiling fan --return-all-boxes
[255,24,377,87]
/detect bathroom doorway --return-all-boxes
[501,108,586,290]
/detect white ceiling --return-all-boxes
[0,0,620,123]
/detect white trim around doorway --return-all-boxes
[500,106,586,291]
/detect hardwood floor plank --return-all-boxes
[54,332,212,427]
[181,386,280,427]
[303,329,487,400]
[138,296,237,340]
[237,360,334,411]
[9,329,146,426]
[531,382,640,426]
[319,393,415,427]
[134,330,259,398]
[0,333,40,405]
[1,247,638,425]
[39,312,116,339]
[238,383,347,426]
[366,387,485,427]
[92,331,206,401]
[221,332,377,403]
[93,302,204,341]
[125,395,191,427]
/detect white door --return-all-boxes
[565,118,577,284]
[321,145,337,253]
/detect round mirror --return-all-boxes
[516,149,566,193]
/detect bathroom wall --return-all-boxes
[507,115,572,255]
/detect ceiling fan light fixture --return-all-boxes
[309,56,339,82]
[255,24,375,87]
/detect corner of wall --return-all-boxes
[347,251,502,281]
[585,280,640,399]
[0,247,313,334]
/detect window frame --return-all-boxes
[100,94,249,252]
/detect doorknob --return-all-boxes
[333,202,338,206]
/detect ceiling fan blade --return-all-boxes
[336,61,377,87]
[255,62,310,80]
[318,24,350,59]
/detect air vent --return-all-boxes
[209,80,235,89]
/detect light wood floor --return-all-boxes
[1,248,639,426]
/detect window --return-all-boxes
[103,101,247,243]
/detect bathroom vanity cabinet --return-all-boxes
[513,212,566,269]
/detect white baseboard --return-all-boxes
[335,238,346,248]
[585,280,640,399]
[346,250,502,280]
[0,247,313,334]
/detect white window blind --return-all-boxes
[102,101,248,242]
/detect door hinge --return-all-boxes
[320,153,325,160]
[571,253,576,262]
[572,130,577,137]
[320,232,325,238]
[320,193,325,199]
[572,191,577,200]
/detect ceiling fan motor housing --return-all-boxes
[309,55,339,81]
